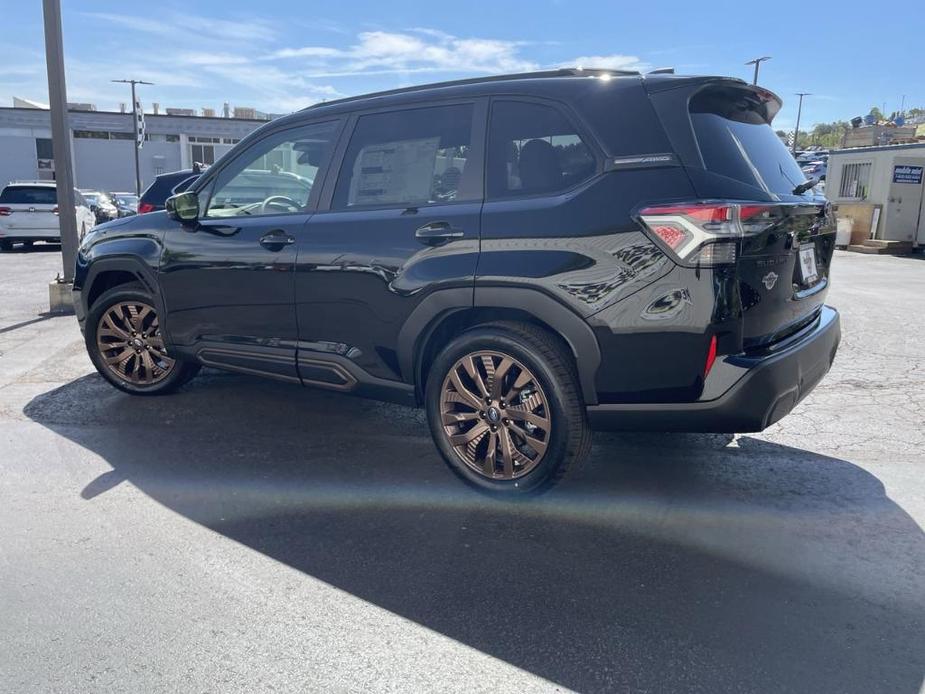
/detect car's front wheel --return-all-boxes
[426,322,591,495]
[86,283,199,395]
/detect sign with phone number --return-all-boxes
[892,165,924,184]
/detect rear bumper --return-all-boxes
[587,305,840,433]
[0,231,61,242]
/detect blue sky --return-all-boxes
[1,1,922,132]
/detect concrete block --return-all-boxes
[48,279,74,314]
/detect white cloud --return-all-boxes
[266,30,537,77]
[562,55,649,72]
[81,12,277,44]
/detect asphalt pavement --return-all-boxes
[1,244,923,693]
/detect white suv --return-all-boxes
[0,181,95,251]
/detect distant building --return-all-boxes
[0,102,272,192]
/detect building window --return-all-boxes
[166,134,180,143]
[35,138,54,180]
[74,130,110,139]
[189,136,221,144]
[110,131,134,140]
[222,138,241,145]
[191,143,215,165]
[838,162,872,199]
[35,138,54,160]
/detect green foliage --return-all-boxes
[789,105,923,149]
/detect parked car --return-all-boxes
[0,182,95,251]
[801,160,827,181]
[137,167,203,214]
[74,69,840,495]
[80,190,119,224]
[109,192,139,217]
[796,150,827,165]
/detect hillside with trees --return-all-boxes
[776,106,924,149]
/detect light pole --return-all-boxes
[745,56,771,85]
[111,79,153,196]
[792,92,811,155]
[41,0,78,296]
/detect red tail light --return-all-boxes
[704,334,718,378]
[137,202,155,214]
[52,206,59,215]
[639,202,776,267]
[0,207,11,216]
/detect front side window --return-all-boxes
[487,100,597,199]
[333,103,476,209]
[205,120,339,218]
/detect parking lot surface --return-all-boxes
[1,246,923,693]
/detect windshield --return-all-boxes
[115,195,138,205]
[690,87,808,197]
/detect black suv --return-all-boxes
[137,166,203,214]
[75,69,840,494]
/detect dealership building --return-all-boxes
[0,100,273,193]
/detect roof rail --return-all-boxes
[648,67,675,75]
[303,67,640,111]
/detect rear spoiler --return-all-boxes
[643,75,783,124]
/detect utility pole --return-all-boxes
[41,0,78,295]
[745,56,771,85]
[792,92,811,155]
[111,79,153,195]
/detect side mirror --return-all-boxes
[166,191,199,223]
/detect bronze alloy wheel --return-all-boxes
[96,301,175,385]
[440,350,551,480]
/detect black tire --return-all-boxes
[0,240,12,252]
[426,321,591,495]
[86,282,200,396]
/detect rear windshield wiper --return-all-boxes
[792,178,818,195]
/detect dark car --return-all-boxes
[80,190,118,224]
[109,192,139,217]
[74,69,840,495]
[136,166,203,214]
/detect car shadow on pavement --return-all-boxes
[24,371,925,694]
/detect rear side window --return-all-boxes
[487,100,596,199]
[333,103,476,209]
[690,87,807,197]
[0,186,57,204]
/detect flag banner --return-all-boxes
[135,99,145,149]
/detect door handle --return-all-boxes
[415,221,464,245]
[259,230,295,250]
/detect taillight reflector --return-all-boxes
[52,206,59,215]
[650,224,688,250]
[638,202,776,266]
[704,335,717,378]
[0,207,11,216]
[137,202,155,214]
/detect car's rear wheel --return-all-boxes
[426,322,591,495]
[86,283,199,395]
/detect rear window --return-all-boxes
[690,87,807,197]
[0,186,57,205]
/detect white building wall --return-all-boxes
[0,107,267,192]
